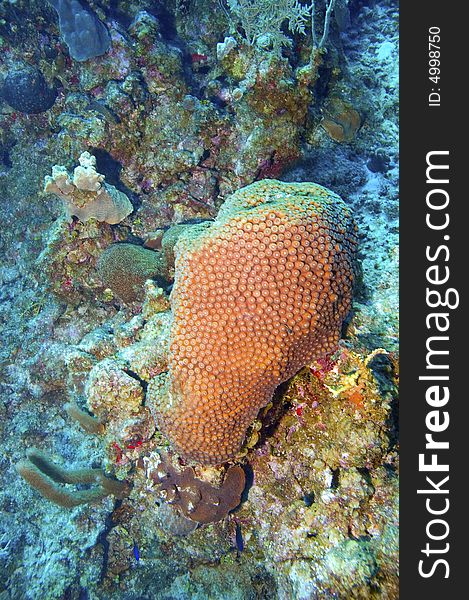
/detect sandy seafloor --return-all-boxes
[0,1,398,598]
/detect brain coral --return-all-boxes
[150,179,357,465]
[97,243,164,303]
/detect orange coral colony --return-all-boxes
[153,179,358,465]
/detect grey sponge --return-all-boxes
[48,0,111,62]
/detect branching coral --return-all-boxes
[226,0,311,53]
[225,0,339,53]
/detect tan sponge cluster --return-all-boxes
[151,179,358,464]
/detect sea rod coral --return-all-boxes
[148,179,357,465]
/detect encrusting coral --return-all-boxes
[44,151,133,224]
[145,452,246,524]
[2,0,398,594]
[84,358,157,471]
[16,448,128,508]
[86,359,145,420]
[320,97,362,143]
[148,179,357,465]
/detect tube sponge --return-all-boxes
[16,448,128,508]
[65,401,104,435]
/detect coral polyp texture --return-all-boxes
[150,179,357,465]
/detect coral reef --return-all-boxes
[86,359,146,421]
[36,215,123,306]
[0,0,399,598]
[150,179,357,464]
